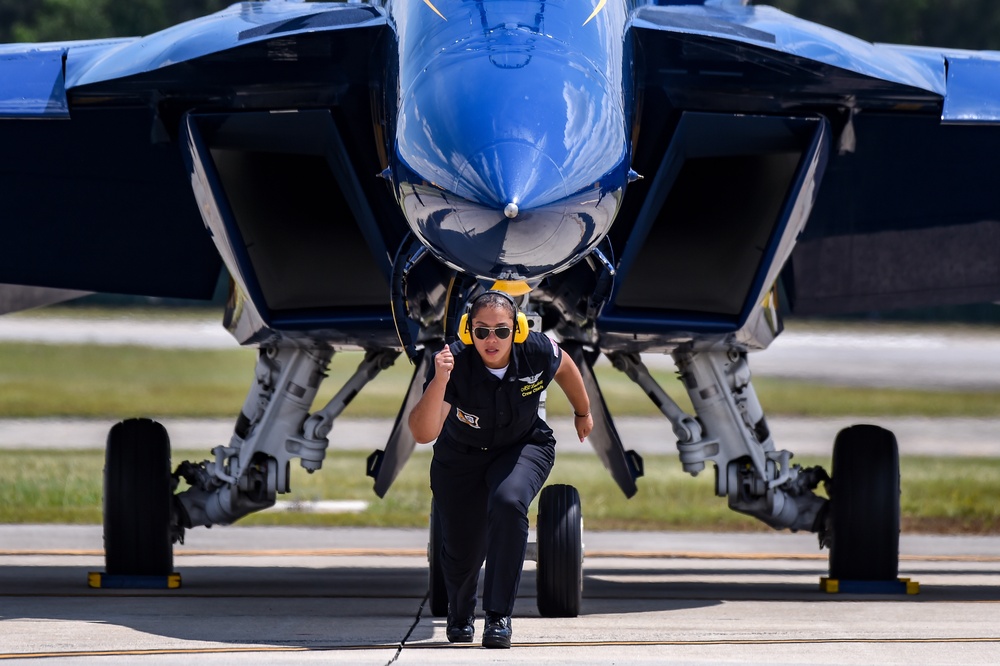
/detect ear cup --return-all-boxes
[458,313,473,345]
[514,312,529,343]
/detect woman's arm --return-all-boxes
[553,352,593,442]
[408,346,454,444]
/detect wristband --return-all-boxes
[574,411,590,418]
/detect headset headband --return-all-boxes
[469,289,519,315]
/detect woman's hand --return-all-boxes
[434,345,455,382]
[574,411,593,442]
[409,346,454,443]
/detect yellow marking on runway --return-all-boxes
[3,636,1000,659]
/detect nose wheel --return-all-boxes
[536,483,583,617]
[426,483,584,618]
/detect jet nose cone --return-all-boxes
[457,141,568,211]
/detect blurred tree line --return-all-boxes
[0,0,232,42]
[767,0,1000,50]
[2,0,999,49]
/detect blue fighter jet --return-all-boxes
[1,0,999,614]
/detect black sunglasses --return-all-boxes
[472,325,512,340]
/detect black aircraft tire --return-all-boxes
[829,424,900,581]
[536,484,583,617]
[428,500,448,617]
[104,418,174,576]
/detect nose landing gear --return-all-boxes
[427,483,585,619]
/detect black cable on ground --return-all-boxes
[384,591,428,665]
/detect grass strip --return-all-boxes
[2,449,997,534]
[2,343,1000,418]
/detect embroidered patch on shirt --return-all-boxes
[455,408,481,429]
[520,381,544,397]
[518,371,544,398]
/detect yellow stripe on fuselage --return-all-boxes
[422,0,447,21]
[583,0,607,26]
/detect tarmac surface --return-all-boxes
[2,526,999,665]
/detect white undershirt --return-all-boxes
[486,364,508,380]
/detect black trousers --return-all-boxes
[430,437,555,618]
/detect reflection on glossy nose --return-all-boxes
[458,141,568,211]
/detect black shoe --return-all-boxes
[446,615,475,643]
[482,613,511,649]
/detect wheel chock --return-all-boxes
[88,572,182,589]
[819,577,919,594]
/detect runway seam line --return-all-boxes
[4,549,1000,563]
[2,636,999,659]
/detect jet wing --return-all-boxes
[0,38,135,119]
[619,3,1000,319]
[0,2,390,305]
[790,41,1000,315]
[0,34,220,300]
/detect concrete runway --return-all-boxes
[1,526,999,664]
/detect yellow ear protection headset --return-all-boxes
[458,290,530,345]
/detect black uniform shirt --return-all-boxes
[425,331,563,450]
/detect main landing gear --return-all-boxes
[99,346,410,579]
[427,483,584,619]
[609,348,902,582]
